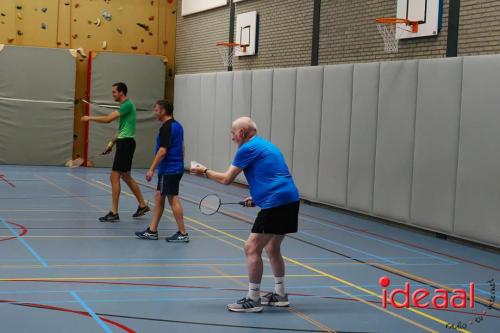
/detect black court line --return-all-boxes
[90,312,380,333]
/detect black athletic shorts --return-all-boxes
[251,201,300,235]
[157,173,183,196]
[112,138,136,172]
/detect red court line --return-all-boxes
[0,299,135,333]
[180,178,500,272]
[0,174,16,188]
[0,221,28,242]
[3,279,498,319]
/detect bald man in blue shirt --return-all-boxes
[191,117,300,313]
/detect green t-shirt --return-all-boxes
[118,99,136,139]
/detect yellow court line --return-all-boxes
[72,175,466,332]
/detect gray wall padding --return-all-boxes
[0,46,75,101]
[197,73,217,169]
[251,69,273,140]
[454,55,500,246]
[293,66,324,200]
[212,72,233,171]
[231,71,252,183]
[347,62,379,213]
[0,46,75,166]
[91,53,165,109]
[411,58,463,233]
[373,60,418,222]
[271,68,297,168]
[88,53,166,168]
[184,75,201,167]
[318,64,353,206]
[174,54,500,247]
[173,75,188,167]
[0,101,73,165]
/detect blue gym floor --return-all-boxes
[0,166,499,333]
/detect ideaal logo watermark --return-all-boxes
[378,277,496,330]
[445,279,496,330]
[379,276,475,309]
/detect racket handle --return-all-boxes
[239,201,256,207]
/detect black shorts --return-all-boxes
[252,201,300,235]
[157,173,183,196]
[112,138,136,172]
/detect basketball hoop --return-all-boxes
[216,42,248,67]
[375,18,419,53]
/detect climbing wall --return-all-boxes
[0,0,176,55]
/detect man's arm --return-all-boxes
[81,111,120,124]
[149,147,167,173]
[203,165,242,185]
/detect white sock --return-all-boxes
[274,276,285,296]
[247,283,260,301]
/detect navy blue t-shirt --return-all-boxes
[232,136,299,209]
[156,119,184,175]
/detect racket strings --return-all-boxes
[199,194,221,215]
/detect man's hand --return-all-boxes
[102,141,114,155]
[146,169,154,182]
[81,116,90,122]
[190,163,207,176]
[243,197,254,207]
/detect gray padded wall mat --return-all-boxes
[184,75,201,167]
[197,73,217,169]
[455,55,500,247]
[251,69,273,140]
[318,64,353,206]
[173,75,188,167]
[293,66,324,200]
[0,46,75,165]
[0,102,73,165]
[212,72,234,171]
[89,53,166,168]
[347,63,380,213]
[173,54,500,247]
[373,60,418,222]
[411,58,463,233]
[91,52,165,109]
[231,71,252,183]
[271,68,297,169]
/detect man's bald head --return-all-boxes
[231,117,257,146]
[232,117,257,133]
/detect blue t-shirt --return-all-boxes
[232,136,299,209]
[156,119,184,175]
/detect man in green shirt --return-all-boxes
[81,82,150,222]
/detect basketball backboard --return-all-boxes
[396,0,442,39]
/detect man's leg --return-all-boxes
[121,172,148,208]
[167,195,186,234]
[111,171,121,214]
[135,189,164,240]
[245,233,274,287]
[227,233,273,312]
[262,235,289,306]
[149,191,166,232]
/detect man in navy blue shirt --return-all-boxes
[135,100,189,242]
[191,117,300,313]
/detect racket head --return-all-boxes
[199,194,222,215]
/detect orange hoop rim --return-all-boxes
[216,41,249,51]
[375,17,419,33]
[216,42,241,47]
